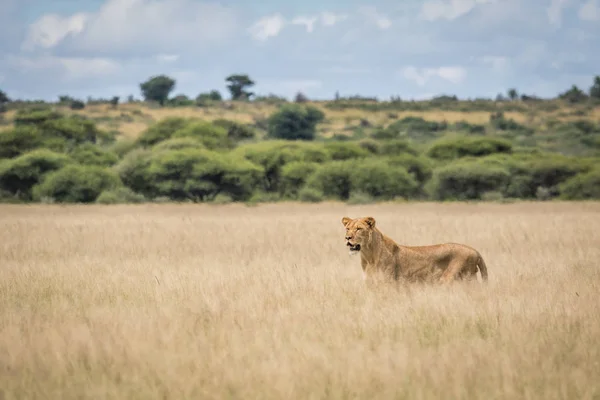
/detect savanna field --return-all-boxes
[1,201,599,399]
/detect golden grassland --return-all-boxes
[2,101,600,138]
[1,201,600,399]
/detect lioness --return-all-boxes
[342,216,488,284]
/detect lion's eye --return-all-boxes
[356,227,362,231]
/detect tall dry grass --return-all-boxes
[1,202,599,399]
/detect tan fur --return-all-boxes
[342,216,488,285]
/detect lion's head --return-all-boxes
[341,216,376,255]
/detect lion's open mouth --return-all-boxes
[347,242,361,252]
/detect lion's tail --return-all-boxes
[477,253,488,282]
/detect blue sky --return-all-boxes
[1,0,599,102]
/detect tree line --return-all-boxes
[1,74,600,110]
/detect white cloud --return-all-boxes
[22,13,88,51]
[248,13,286,41]
[6,55,119,80]
[579,0,600,20]
[320,12,348,26]
[400,66,466,86]
[547,0,571,26]
[249,11,348,39]
[358,6,392,29]
[291,16,319,33]
[23,0,237,55]
[419,0,495,21]
[292,12,348,32]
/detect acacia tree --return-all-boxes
[0,89,9,113]
[140,75,176,106]
[589,76,600,100]
[225,74,255,100]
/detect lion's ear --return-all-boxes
[364,217,376,228]
[342,217,352,227]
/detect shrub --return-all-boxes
[280,161,319,198]
[69,143,119,167]
[0,126,45,158]
[109,138,137,158]
[96,187,146,204]
[427,136,513,160]
[298,187,323,202]
[504,154,591,199]
[307,161,353,200]
[452,120,486,134]
[137,117,190,147]
[232,141,330,192]
[385,154,433,185]
[307,159,418,201]
[152,137,205,152]
[357,138,380,154]
[350,160,418,200]
[324,142,371,160]
[42,116,114,145]
[13,108,62,126]
[347,191,375,205]
[378,139,419,156]
[139,148,263,202]
[267,104,325,140]
[374,116,447,139]
[33,165,121,203]
[114,149,154,196]
[0,149,71,200]
[172,121,230,149]
[212,119,256,141]
[428,159,511,200]
[559,169,600,199]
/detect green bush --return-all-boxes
[298,187,323,202]
[0,149,71,200]
[452,120,486,134]
[374,116,447,140]
[0,126,45,158]
[96,187,146,204]
[385,154,433,185]
[42,116,114,146]
[136,117,190,147]
[324,142,370,160]
[109,138,137,158]
[378,139,419,156]
[280,161,319,198]
[13,108,62,126]
[138,148,263,201]
[350,160,418,200]
[152,137,205,152]
[559,169,600,199]
[357,138,380,154]
[33,165,121,203]
[69,143,119,167]
[307,159,418,201]
[428,159,511,200]
[114,149,154,196]
[307,160,353,200]
[267,104,325,140]
[212,119,256,141]
[504,154,591,198]
[232,141,330,192]
[427,136,513,160]
[172,121,230,149]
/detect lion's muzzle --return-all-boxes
[346,242,361,252]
